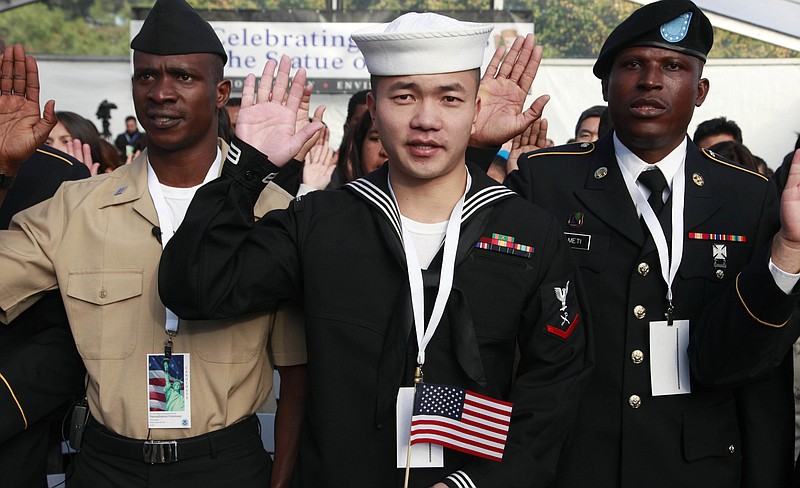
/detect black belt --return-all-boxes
[84,415,260,464]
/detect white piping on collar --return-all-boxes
[346,178,513,239]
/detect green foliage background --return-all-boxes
[0,0,795,58]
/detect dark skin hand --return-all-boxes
[0,44,57,206]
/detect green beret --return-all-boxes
[131,0,227,63]
[593,0,713,79]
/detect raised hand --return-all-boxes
[507,117,549,173]
[234,55,324,167]
[65,138,100,176]
[125,149,141,165]
[294,82,326,162]
[0,44,57,171]
[302,128,337,191]
[773,148,800,273]
[470,34,549,148]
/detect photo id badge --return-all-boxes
[649,320,691,396]
[147,353,191,428]
[396,387,443,468]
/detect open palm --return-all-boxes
[0,44,57,169]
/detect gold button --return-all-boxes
[99,289,107,299]
[628,394,641,409]
[728,445,735,454]
[631,350,644,364]
[637,262,650,276]
[633,305,646,319]
[716,269,725,279]
[692,172,705,186]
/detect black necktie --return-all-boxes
[638,168,668,215]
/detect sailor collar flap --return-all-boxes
[344,162,516,240]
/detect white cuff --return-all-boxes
[296,183,319,197]
[769,258,800,295]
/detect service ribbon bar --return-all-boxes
[687,232,747,242]
[476,235,533,258]
[492,233,515,243]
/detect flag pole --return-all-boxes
[403,366,423,488]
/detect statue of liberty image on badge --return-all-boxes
[147,353,191,428]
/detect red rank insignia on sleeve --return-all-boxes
[544,279,580,340]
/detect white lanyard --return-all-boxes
[147,151,221,335]
[620,161,686,322]
[388,169,471,369]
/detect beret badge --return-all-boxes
[660,12,692,43]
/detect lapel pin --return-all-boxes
[692,173,704,186]
[567,211,584,228]
[713,244,727,279]
[594,167,608,179]
[114,185,128,196]
[712,244,727,268]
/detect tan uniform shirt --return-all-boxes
[0,143,306,439]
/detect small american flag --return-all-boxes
[409,383,512,462]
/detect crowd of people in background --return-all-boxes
[0,0,799,487]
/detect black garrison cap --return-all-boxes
[593,0,713,79]
[130,0,227,63]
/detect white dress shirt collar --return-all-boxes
[613,133,688,200]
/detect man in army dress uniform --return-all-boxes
[506,1,800,486]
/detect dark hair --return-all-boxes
[98,139,122,173]
[55,111,106,165]
[335,111,375,184]
[125,115,137,123]
[598,107,614,139]
[752,155,770,177]
[217,107,232,143]
[694,117,743,145]
[709,140,758,172]
[345,90,370,125]
[575,105,606,138]
[209,54,225,83]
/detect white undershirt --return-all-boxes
[159,183,201,232]
[400,216,448,270]
[147,147,222,335]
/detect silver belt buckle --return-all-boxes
[143,440,178,464]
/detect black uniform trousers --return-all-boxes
[67,415,271,488]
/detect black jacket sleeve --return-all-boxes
[686,181,800,389]
[159,137,303,320]
[0,292,85,443]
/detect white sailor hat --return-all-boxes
[351,12,493,76]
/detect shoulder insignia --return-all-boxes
[701,148,768,182]
[525,142,595,160]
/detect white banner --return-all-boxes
[131,19,532,92]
